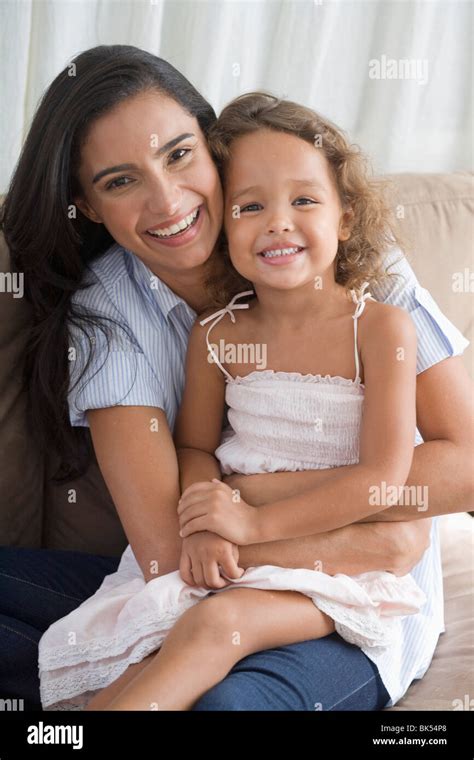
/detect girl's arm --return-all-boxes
[87,403,429,582]
[174,318,226,490]
[224,355,474,520]
[250,304,419,543]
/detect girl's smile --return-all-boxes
[256,242,306,265]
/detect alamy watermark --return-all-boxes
[207,340,267,371]
[369,481,429,512]
[369,55,429,85]
[0,271,24,298]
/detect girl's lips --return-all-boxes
[257,248,306,266]
[144,205,204,248]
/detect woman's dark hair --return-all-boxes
[0,45,217,480]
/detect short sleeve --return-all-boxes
[371,248,470,374]
[68,316,165,429]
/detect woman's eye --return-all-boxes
[169,147,192,163]
[240,203,262,213]
[294,197,317,205]
[106,176,133,190]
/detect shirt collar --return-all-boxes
[125,248,197,322]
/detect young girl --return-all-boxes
[38,92,427,711]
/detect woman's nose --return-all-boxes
[145,174,182,218]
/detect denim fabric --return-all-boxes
[0,547,389,711]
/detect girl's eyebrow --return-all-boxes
[91,132,196,184]
[230,178,327,202]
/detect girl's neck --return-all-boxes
[254,279,350,329]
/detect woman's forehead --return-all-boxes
[82,92,199,154]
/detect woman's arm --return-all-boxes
[225,355,474,520]
[88,406,183,582]
[238,519,432,577]
[87,403,429,582]
[247,304,419,543]
[174,319,226,490]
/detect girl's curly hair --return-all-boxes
[204,91,406,308]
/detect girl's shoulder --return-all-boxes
[359,298,417,347]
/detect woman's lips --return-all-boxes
[144,205,204,248]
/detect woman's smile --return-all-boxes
[143,203,205,248]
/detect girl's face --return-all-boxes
[223,128,352,291]
[75,91,223,279]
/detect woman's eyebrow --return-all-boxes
[91,132,195,184]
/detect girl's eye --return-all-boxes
[169,147,192,164]
[240,203,262,213]
[106,176,134,190]
[294,197,317,205]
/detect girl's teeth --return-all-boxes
[261,247,301,258]
[147,207,199,238]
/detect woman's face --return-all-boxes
[75,91,223,279]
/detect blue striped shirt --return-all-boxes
[67,242,469,707]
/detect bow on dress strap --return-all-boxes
[350,281,373,320]
[349,281,374,383]
[199,290,255,377]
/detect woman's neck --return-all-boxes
[149,265,211,315]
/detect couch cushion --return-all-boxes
[386,512,473,710]
[387,172,473,379]
[43,443,127,557]
[0,232,43,546]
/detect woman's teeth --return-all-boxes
[260,246,302,258]
[147,207,200,238]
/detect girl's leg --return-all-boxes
[85,654,157,710]
[104,588,335,711]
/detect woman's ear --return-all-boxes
[74,196,103,224]
[338,207,354,241]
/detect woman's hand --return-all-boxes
[177,479,260,545]
[179,531,245,589]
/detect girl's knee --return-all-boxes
[180,591,244,642]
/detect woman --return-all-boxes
[0,45,472,711]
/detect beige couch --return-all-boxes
[0,172,473,710]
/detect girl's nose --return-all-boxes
[266,207,295,234]
[267,217,294,234]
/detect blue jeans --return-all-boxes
[0,546,390,711]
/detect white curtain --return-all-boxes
[0,0,472,193]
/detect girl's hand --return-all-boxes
[177,479,260,545]
[179,531,245,589]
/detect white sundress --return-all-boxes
[38,283,426,710]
